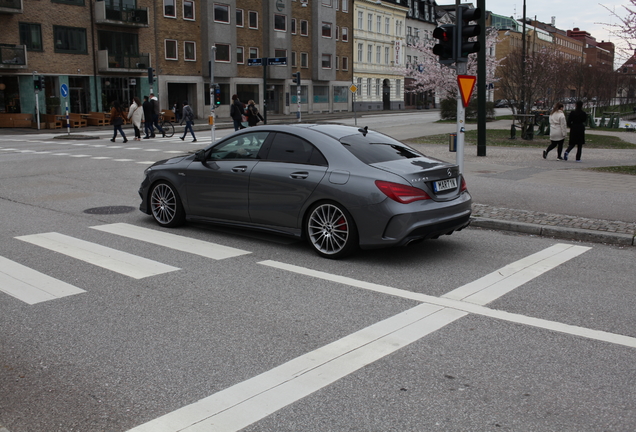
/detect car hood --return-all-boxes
[148,154,194,169]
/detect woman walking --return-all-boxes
[109,100,127,143]
[543,102,567,160]
[245,100,264,127]
[128,97,144,141]
[564,100,588,162]
[179,100,197,142]
[230,94,245,131]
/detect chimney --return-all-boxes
[551,16,555,26]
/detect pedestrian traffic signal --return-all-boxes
[432,24,456,65]
[457,6,481,62]
[33,76,44,91]
[292,72,301,85]
[214,85,221,105]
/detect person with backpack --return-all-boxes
[230,94,245,131]
[246,100,264,127]
[109,100,128,143]
[179,100,197,142]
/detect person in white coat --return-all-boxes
[128,97,144,141]
[543,102,567,160]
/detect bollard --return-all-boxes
[449,133,457,152]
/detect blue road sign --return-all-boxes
[268,57,287,65]
[60,84,69,98]
[248,58,263,66]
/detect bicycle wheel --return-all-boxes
[162,121,175,137]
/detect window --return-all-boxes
[274,14,286,31]
[356,78,361,96]
[342,27,348,42]
[396,79,401,97]
[301,52,308,68]
[275,49,287,60]
[267,133,325,165]
[236,9,244,27]
[215,43,230,62]
[183,1,195,20]
[385,47,389,64]
[249,10,258,28]
[165,39,177,60]
[357,11,363,29]
[377,46,381,63]
[214,4,230,23]
[300,20,308,36]
[367,13,372,31]
[366,78,371,96]
[376,79,381,96]
[164,0,175,17]
[236,46,244,64]
[357,43,363,62]
[322,22,332,38]
[334,86,348,103]
[19,23,42,51]
[342,0,348,12]
[291,51,297,67]
[52,0,84,4]
[377,16,381,33]
[367,45,372,63]
[314,86,329,103]
[185,41,196,61]
[342,56,348,71]
[53,26,87,54]
[291,18,296,34]
[209,132,269,161]
[385,17,390,34]
[249,47,259,59]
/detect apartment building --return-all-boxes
[353,0,408,111]
[403,0,437,108]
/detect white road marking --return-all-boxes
[112,159,134,162]
[70,154,92,158]
[136,161,157,164]
[92,156,112,160]
[16,232,179,279]
[91,223,251,260]
[0,255,85,304]
[129,244,624,432]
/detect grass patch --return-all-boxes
[406,129,636,149]
[588,166,636,175]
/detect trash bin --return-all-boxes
[449,133,456,152]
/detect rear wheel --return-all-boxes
[162,121,175,137]
[306,202,358,259]
[150,181,185,227]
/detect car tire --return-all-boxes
[306,202,358,259]
[150,181,185,228]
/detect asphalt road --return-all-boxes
[1,114,635,431]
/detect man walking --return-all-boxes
[142,96,154,139]
[150,93,165,138]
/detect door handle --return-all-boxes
[290,171,309,179]
[232,166,248,173]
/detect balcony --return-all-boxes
[94,1,148,27]
[0,0,23,14]
[0,45,27,69]
[97,50,150,72]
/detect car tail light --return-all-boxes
[375,180,431,204]
[460,177,467,192]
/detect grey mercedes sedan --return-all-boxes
[139,124,471,258]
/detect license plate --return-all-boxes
[433,177,457,192]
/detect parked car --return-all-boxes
[494,99,509,108]
[138,125,472,258]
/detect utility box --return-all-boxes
[449,133,457,152]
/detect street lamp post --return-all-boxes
[210,46,217,144]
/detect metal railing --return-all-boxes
[0,45,26,68]
[104,8,148,25]
[98,50,149,71]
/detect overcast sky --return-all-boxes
[484,0,631,63]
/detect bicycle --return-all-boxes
[159,112,175,137]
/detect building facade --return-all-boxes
[403,0,437,108]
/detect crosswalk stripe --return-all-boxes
[15,232,179,279]
[91,223,251,260]
[0,255,85,304]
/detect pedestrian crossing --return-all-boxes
[2,223,252,305]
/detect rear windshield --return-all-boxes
[340,132,424,165]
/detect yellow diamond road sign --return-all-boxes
[349,84,358,93]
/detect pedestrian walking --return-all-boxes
[150,92,166,138]
[142,96,154,139]
[109,100,127,143]
[245,100,264,127]
[172,102,181,123]
[179,100,197,142]
[564,100,588,162]
[128,97,144,141]
[543,102,567,160]
[230,94,245,131]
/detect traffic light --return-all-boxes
[34,76,43,91]
[292,72,301,85]
[147,67,155,85]
[432,24,456,65]
[214,85,221,105]
[456,6,481,62]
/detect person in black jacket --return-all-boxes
[142,96,155,139]
[245,100,264,127]
[564,100,588,162]
[230,94,245,131]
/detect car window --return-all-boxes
[208,132,269,160]
[266,133,327,166]
[340,132,423,165]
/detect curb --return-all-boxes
[470,217,636,246]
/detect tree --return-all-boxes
[601,1,636,55]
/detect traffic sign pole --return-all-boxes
[455,63,467,174]
[349,83,358,126]
[60,83,70,136]
[210,46,216,144]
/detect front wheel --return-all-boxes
[162,121,175,137]
[150,181,185,227]
[306,202,358,259]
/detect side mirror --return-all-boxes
[194,149,206,162]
